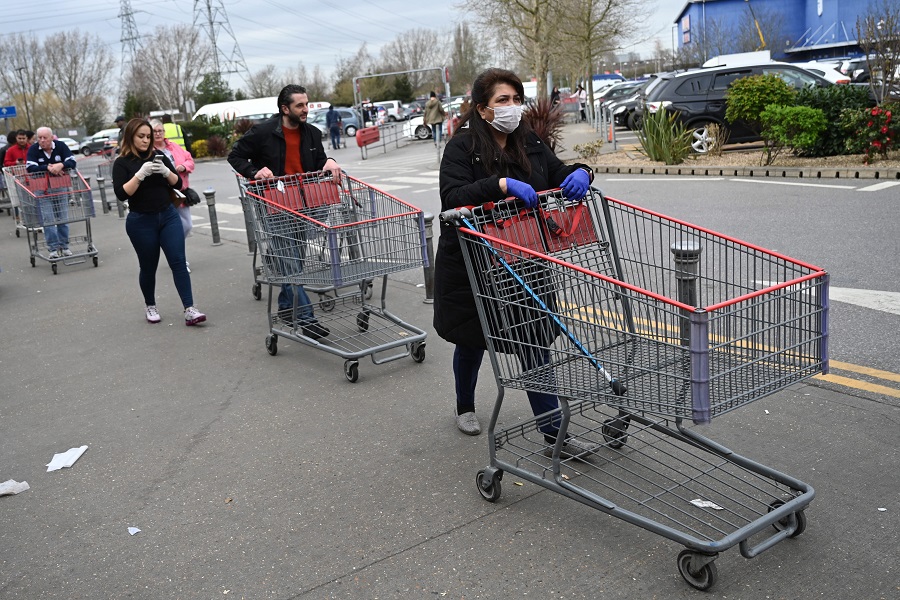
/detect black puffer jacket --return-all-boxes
[434,129,591,348]
[227,116,329,178]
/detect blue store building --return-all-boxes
[675,0,874,62]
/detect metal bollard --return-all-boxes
[96,177,108,214]
[422,212,435,304]
[671,241,702,344]
[204,188,222,246]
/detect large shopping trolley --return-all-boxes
[440,189,828,591]
[235,173,374,303]
[13,169,99,274]
[244,171,428,382]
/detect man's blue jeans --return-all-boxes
[125,205,193,307]
[268,218,316,323]
[329,127,341,150]
[40,196,70,251]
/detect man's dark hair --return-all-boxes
[16,129,27,137]
[277,85,308,113]
[430,91,437,98]
[25,130,34,139]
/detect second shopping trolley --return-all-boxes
[243,171,428,382]
[440,189,829,590]
[11,168,99,274]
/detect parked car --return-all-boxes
[81,128,119,156]
[793,61,851,84]
[404,100,426,116]
[307,107,361,137]
[374,100,405,122]
[593,80,645,110]
[401,101,462,139]
[641,62,831,153]
[57,137,80,153]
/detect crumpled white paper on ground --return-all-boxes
[46,446,88,472]
[128,527,141,535]
[0,480,30,496]
[689,498,724,510]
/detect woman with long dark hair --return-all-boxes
[113,118,206,326]
[434,68,594,457]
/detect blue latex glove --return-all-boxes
[561,169,590,199]
[505,178,538,208]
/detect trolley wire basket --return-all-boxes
[440,188,828,590]
[242,171,428,382]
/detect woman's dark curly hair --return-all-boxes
[457,68,532,177]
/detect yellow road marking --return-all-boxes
[828,360,900,384]
[813,373,900,399]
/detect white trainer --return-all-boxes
[146,305,161,323]
[62,248,73,257]
[184,306,206,326]
[48,250,59,260]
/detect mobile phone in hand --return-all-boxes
[153,155,162,163]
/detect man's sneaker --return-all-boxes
[543,437,600,461]
[146,305,161,324]
[48,250,59,260]
[184,306,206,326]
[455,411,482,436]
[62,248,73,257]
[301,322,330,340]
[185,261,191,274]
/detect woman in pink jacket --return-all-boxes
[150,119,195,272]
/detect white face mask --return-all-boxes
[487,104,523,134]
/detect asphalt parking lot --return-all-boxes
[0,134,897,599]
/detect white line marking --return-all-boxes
[381,176,438,184]
[370,184,411,192]
[830,287,900,316]
[730,178,856,190]
[209,204,245,214]
[858,181,900,192]
[195,225,246,232]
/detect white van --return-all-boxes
[374,100,404,122]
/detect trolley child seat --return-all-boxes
[440,187,829,591]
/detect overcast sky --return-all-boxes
[2,0,676,87]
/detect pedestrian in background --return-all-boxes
[325,105,342,150]
[150,118,195,272]
[424,91,447,147]
[113,118,206,326]
[3,130,30,167]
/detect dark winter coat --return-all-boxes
[227,116,329,178]
[433,129,591,348]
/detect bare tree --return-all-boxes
[0,33,48,130]
[128,25,213,112]
[245,64,282,98]
[379,28,445,89]
[464,0,562,101]
[42,30,115,131]
[449,22,488,94]
[857,0,900,104]
[331,44,375,105]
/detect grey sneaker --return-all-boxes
[62,248,73,257]
[543,437,601,461]
[48,250,59,260]
[455,411,482,435]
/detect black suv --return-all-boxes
[640,63,831,153]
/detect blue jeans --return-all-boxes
[432,123,443,146]
[329,126,341,150]
[268,217,316,322]
[453,344,561,437]
[40,196,69,251]
[125,205,193,307]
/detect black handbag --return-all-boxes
[182,187,202,206]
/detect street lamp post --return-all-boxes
[15,66,33,132]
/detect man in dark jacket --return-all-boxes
[26,126,78,258]
[228,84,341,340]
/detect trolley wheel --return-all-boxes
[356,310,370,332]
[16,229,21,237]
[344,360,359,383]
[677,550,718,591]
[475,470,502,502]
[319,293,335,312]
[92,256,99,267]
[768,500,807,538]
[364,280,373,300]
[51,262,58,275]
[410,342,426,363]
[30,256,35,267]
[265,334,278,356]
[601,417,629,449]
[252,283,262,301]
